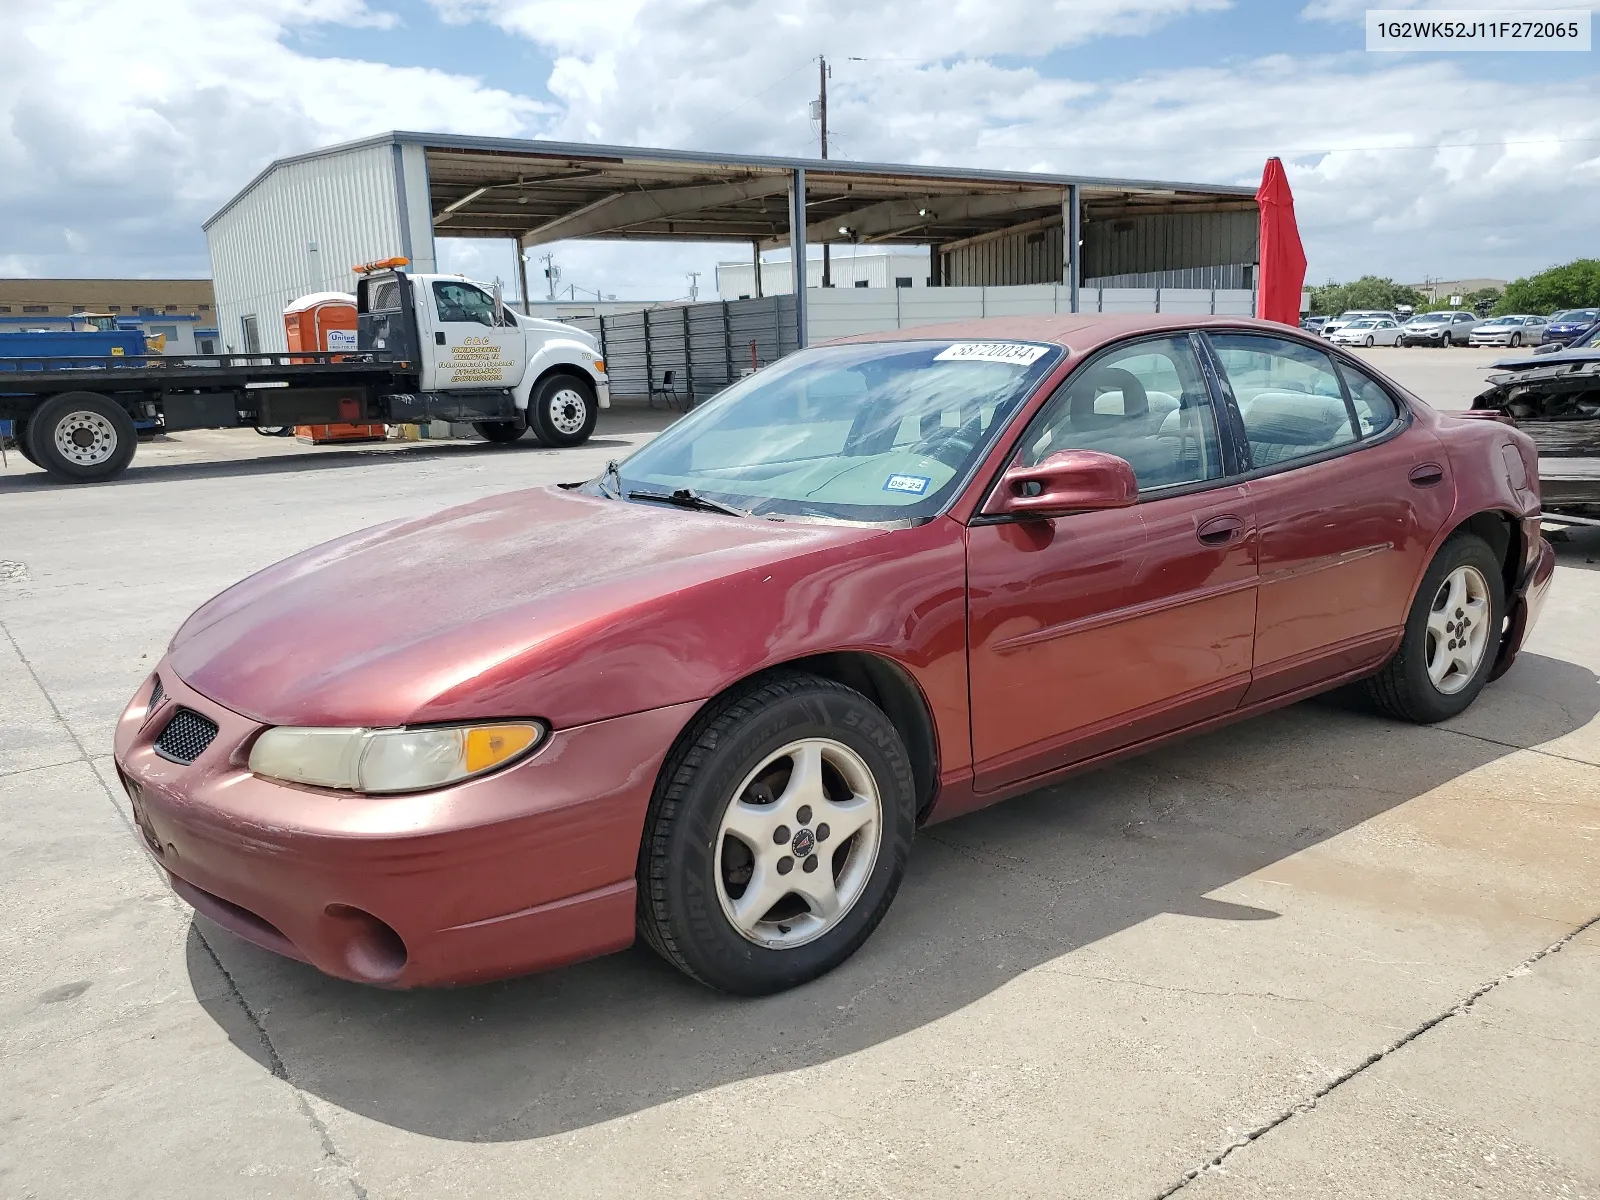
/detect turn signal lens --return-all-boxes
[248,721,545,794]
[593,359,607,375]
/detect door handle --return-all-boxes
[1408,463,1445,488]
[435,332,447,346]
[1196,514,1245,546]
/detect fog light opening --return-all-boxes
[324,904,408,983]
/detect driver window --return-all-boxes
[431,281,498,327]
[1019,335,1223,491]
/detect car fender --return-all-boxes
[513,336,608,409]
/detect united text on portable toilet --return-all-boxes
[282,292,384,443]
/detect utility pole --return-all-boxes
[687,271,701,302]
[539,251,559,301]
[817,55,831,289]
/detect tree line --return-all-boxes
[1307,259,1600,318]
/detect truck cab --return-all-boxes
[357,266,609,447]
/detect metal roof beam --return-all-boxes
[519,176,791,246]
[760,188,1065,250]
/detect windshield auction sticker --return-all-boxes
[934,343,1050,366]
[1367,10,1590,51]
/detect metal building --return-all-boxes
[205,131,1258,354]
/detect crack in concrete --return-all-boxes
[0,617,369,1200]
[1436,722,1600,771]
[1037,968,1314,1005]
[1152,910,1600,1199]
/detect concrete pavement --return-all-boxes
[2,376,1597,1199]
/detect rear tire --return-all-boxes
[637,672,916,995]
[12,425,39,466]
[26,392,137,482]
[527,373,598,449]
[1364,533,1505,723]
[473,420,526,444]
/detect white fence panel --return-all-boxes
[1098,288,1160,313]
[894,287,987,328]
[807,290,902,342]
[980,284,1061,316]
[1159,288,1214,315]
[1213,289,1255,316]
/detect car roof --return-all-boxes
[829,313,1315,354]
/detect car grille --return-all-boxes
[154,708,219,764]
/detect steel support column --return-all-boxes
[1064,184,1081,313]
[789,168,808,349]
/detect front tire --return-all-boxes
[527,373,598,448]
[473,420,526,444]
[26,392,137,482]
[637,672,916,995]
[1364,533,1505,723]
[1510,334,1522,347]
[1364,335,1375,347]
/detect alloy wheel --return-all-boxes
[714,737,883,950]
[1426,565,1491,695]
[52,411,119,466]
[549,388,587,436]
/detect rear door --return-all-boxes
[418,279,528,393]
[1203,332,1454,703]
[966,333,1257,792]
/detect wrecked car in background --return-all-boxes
[1473,326,1600,524]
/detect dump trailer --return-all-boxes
[0,264,610,483]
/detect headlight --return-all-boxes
[247,722,544,793]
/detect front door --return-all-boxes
[967,333,1258,793]
[420,279,528,393]
[1203,333,1454,702]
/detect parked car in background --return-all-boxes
[1300,316,1329,334]
[1330,317,1404,347]
[114,313,1554,995]
[1540,308,1600,346]
[1322,310,1399,338]
[1469,315,1549,348]
[1397,311,1481,347]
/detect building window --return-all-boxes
[854,280,870,288]
[71,305,86,313]
[241,314,261,354]
[165,304,179,312]
[0,306,10,313]
[23,305,48,313]
[198,304,211,312]
[894,277,913,288]
[107,305,121,313]
[197,337,217,355]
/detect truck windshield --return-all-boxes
[604,339,1061,523]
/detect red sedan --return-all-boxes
[114,315,1555,995]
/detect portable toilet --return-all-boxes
[282,292,383,443]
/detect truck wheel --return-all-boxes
[528,374,598,448]
[26,392,137,483]
[473,420,526,444]
[12,424,39,466]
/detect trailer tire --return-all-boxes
[26,393,137,483]
[528,373,598,448]
[473,420,526,444]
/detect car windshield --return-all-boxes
[1481,317,1517,326]
[1409,313,1449,323]
[1582,327,1600,348]
[1553,309,1597,323]
[604,339,1062,523]
[1346,319,1377,328]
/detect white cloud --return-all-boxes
[0,0,549,278]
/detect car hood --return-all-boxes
[169,486,885,728]
[1491,348,1600,372]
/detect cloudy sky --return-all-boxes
[2,0,1595,300]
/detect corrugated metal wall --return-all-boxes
[1083,210,1257,279]
[206,145,407,354]
[944,224,1064,287]
[945,210,1258,288]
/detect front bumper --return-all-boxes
[114,663,698,986]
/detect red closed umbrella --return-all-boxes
[1255,157,1307,327]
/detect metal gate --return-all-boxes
[567,295,798,405]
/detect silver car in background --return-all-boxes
[1329,316,1403,346]
[1397,310,1481,347]
[1468,314,1549,348]
[1321,309,1398,338]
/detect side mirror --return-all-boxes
[983,449,1138,519]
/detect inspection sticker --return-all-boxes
[934,342,1050,366]
[883,474,931,495]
